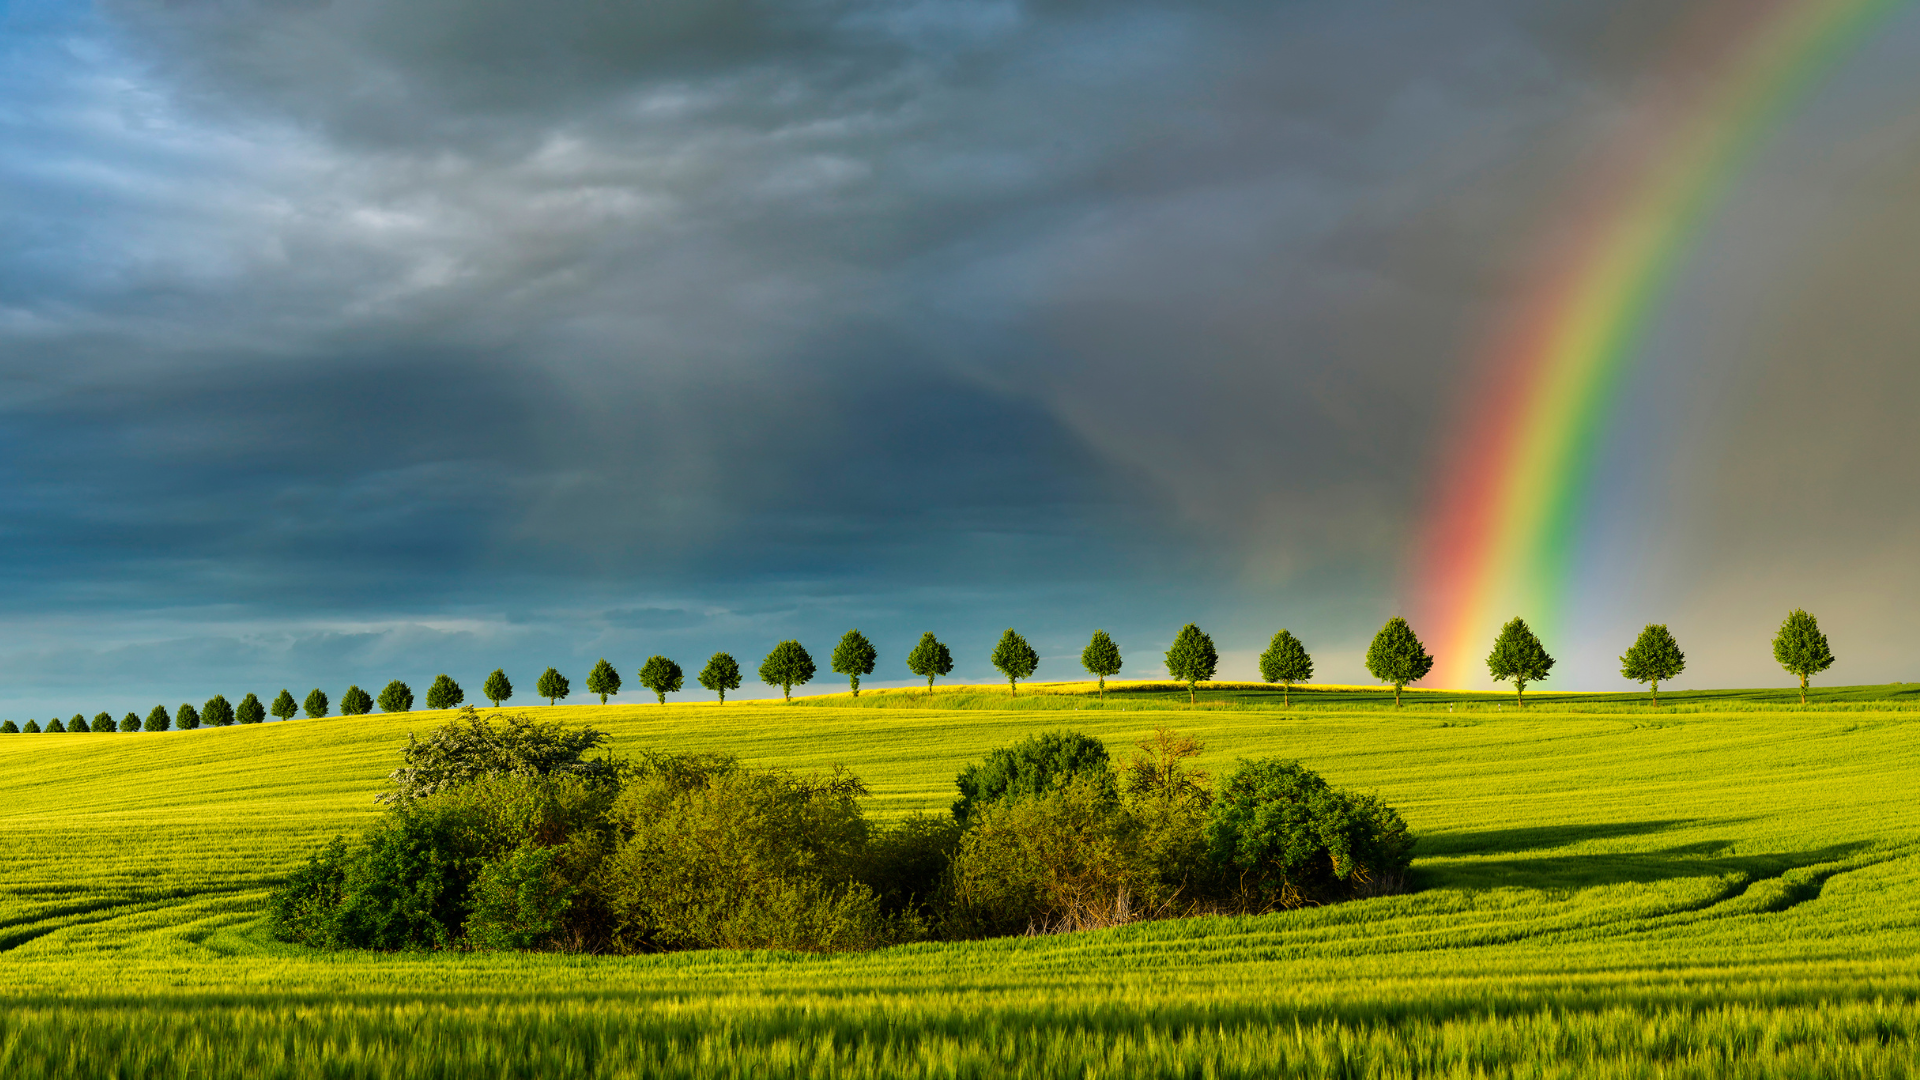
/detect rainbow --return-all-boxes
[1416,0,1907,689]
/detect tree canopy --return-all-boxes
[303,689,329,719]
[1620,624,1686,705]
[698,653,742,703]
[340,686,373,717]
[203,695,235,727]
[1080,630,1122,698]
[906,632,954,693]
[536,667,570,705]
[638,656,685,705]
[144,705,171,732]
[952,730,1114,825]
[1364,617,1434,708]
[483,669,513,708]
[271,690,299,722]
[376,706,616,804]
[1257,630,1314,707]
[377,681,414,714]
[1486,617,1554,707]
[1773,608,1835,705]
[990,629,1039,696]
[831,630,878,696]
[585,658,622,704]
[119,712,140,732]
[1164,624,1219,705]
[759,641,816,703]
[176,702,202,729]
[426,674,466,711]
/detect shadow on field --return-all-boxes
[1417,819,1724,857]
[1422,838,1868,899]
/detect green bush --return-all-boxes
[952,730,1114,824]
[858,813,963,918]
[119,712,140,732]
[377,707,615,804]
[464,844,577,951]
[1205,758,1413,906]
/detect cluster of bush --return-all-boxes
[267,708,1413,953]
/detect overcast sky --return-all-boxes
[3,0,1917,714]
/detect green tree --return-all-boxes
[303,689,329,719]
[584,658,621,704]
[69,714,90,733]
[698,653,742,703]
[1620,624,1686,706]
[145,705,171,732]
[1257,630,1314,707]
[906,632,954,694]
[1365,616,1434,709]
[1773,608,1835,705]
[638,655,684,704]
[990,629,1039,696]
[1486,617,1554,707]
[831,630,878,697]
[1080,630,1123,699]
[271,690,299,722]
[176,702,201,729]
[536,667,570,705]
[1164,624,1219,705]
[22,720,40,733]
[203,695,235,727]
[377,681,414,714]
[0,721,15,733]
[426,674,465,711]
[47,718,66,733]
[483,669,513,708]
[340,686,373,716]
[118,712,139,732]
[93,711,112,731]
[236,692,267,725]
[759,640,816,703]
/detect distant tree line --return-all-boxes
[0,608,1842,733]
[267,709,1415,953]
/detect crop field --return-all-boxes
[4,683,1920,1077]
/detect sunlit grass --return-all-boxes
[4,691,1920,1076]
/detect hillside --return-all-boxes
[3,692,1920,1077]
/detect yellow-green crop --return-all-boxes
[3,687,1920,1077]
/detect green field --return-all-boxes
[4,683,1920,1077]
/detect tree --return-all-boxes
[1365,616,1434,709]
[47,718,65,733]
[1486,617,1554,707]
[118,712,139,732]
[1080,630,1122,699]
[303,689,329,719]
[69,714,89,733]
[176,702,201,729]
[0,721,15,733]
[203,695,235,727]
[585,658,622,704]
[426,674,465,711]
[638,656,684,704]
[1258,630,1314,707]
[94,711,113,731]
[145,705,171,732]
[236,692,267,725]
[536,667,570,705]
[22,720,39,733]
[271,690,299,722]
[990,629,1039,696]
[340,686,373,717]
[1773,608,1835,705]
[759,641,816,703]
[831,630,878,696]
[377,680,414,714]
[1620,624,1686,706]
[698,653,742,703]
[483,669,513,708]
[906,632,954,694]
[1164,624,1219,705]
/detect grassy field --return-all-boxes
[3,682,1920,1077]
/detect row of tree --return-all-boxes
[0,608,1840,732]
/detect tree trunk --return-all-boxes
[1516,682,1524,708]
[1651,681,1658,707]
[1188,682,1195,705]
[784,683,792,703]
[1394,684,1402,708]
[1011,679,1017,697]
[1098,676,1105,701]
[1800,674,1808,706]
[1283,683,1290,708]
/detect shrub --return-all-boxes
[952,731,1113,825]
[321,799,491,950]
[464,844,577,952]
[68,714,89,733]
[0,720,17,733]
[22,720,40,733]
[236,692,267,725]
[426,675,464,711]
[119,712,139,732]
[175,702,201,729]
[378,681,414,713]
[340,686,373,716]
[203,695,235,727]
[145,705,171,732]
[858,813,963,918]
[1205,758,1413,907]
[377,707,616,804]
